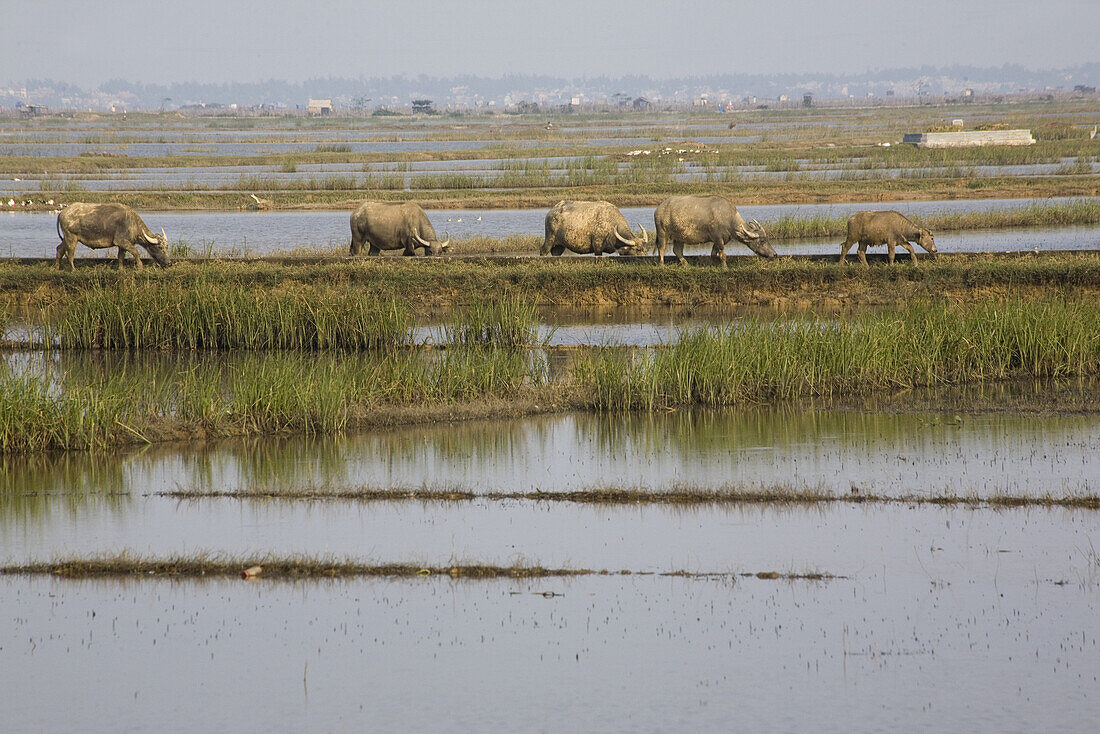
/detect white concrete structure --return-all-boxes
[902,129,1035,148]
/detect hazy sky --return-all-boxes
[3,0,1098,86]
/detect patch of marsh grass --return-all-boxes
[576,300,1100,409]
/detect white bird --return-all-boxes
[476,216,482,221]
[456,218,462,223]
[6,199,13,206]
[13,177,20,182]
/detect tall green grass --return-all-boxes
[447,297,540,348]
[49,282,544,351]
[577,300,1100,410]
[52,282,413,350]
[0,348,547,453]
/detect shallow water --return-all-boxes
[2,197,1098,258]
[2,405,1096,551]
[2,387,1099,732]
[2,475,1099,732]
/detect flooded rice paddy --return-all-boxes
[4,107,1100,731]
[2,403,1099,731]
[3,197,1099,258]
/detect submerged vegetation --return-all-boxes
[156,483,1100,510]
[0,553,836,581]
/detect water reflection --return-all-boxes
[1,397,1095,529]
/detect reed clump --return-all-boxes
[577,300,1100,409]
[52,282,414,350]
[0,348,549,453]
[447,296,541,348]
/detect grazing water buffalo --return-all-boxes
[349,201,450,256]
[56,203,171,270]
[654,195,774,267]
[839,210,936,266]
[541,200,648,257]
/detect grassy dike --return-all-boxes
[2,294,1100,454]
[3,253,1100,313]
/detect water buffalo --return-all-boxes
[56,203,171,270]
[541,200,648,257]
[839,210,936,266]
[349,201,450,257]
[654,195,774,267]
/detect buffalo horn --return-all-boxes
[161,227,168,243]
[637,223,648,243]
[412,231,431,247]
[613,228,635,246]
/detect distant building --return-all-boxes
[633,97,651,111]
[515,100,540,113]
[307,99,332,115]
[802,93,813,108]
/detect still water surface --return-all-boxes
[1,403,1098,731]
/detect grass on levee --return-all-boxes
[574,299,1100,409]
[3,253,1100,314]
[3,298,1100,454]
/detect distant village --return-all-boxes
[2,68,1097,116]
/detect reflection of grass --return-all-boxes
[157,483,1100,509]
[0,552,837,581]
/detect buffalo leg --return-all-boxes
[115,237,144,268]
[711,241,727,269]
[550,245,565,256]
[656,234,669,265]
[674,241,688,266]
[368,245,381,256]
[56,236,76,271]
[839,237,856,264]
[857,243,869,266]
[887,242,896,266]
[901,240,918,266]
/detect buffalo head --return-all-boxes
[737,219,776,259]
[412,230,450,256]
[144,228,173,267]
[917,228,937,256]
[613,223,649,256]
